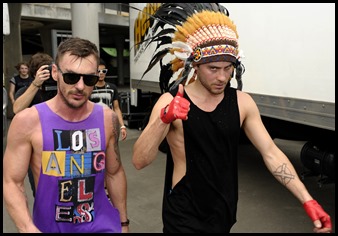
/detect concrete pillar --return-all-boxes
[115,36,125,86]
[4,3,22,118]
[71,3,101,54]
[39,28,53,57]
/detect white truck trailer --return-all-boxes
[128,3,335,183]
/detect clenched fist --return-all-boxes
[303,199,332,233]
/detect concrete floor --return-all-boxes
[3,123,335,233]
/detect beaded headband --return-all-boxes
[193,44,238,63]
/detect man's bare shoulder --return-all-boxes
[236,89,261,123]
[236,90,256,105]
[102,105,119,129]
[102,104,116,117]
[11,106,39,129]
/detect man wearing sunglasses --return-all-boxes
[90,59,127,141]
[3,37,129,233]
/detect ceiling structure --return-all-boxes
[19,3,130,54]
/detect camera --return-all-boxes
[42,64,57,92]
[41,64,58,100]
[47,64,53,73]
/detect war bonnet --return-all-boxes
[138,3,245,93]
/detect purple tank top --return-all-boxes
[33,102,121,233]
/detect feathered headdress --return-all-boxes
[136,3,245,93]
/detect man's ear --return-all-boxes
[192,63,199,71]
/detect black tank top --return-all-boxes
[163,85,240,233]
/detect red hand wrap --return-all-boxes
[303,200,332,229]
[160,90,190,124]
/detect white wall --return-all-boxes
[224,3,335,102]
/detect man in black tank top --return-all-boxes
[132,3,332,233]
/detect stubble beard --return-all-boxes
[59,87,87,109]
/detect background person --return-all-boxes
[3,37,129,233]
[90,59,127,141]
[132,3,332,233]
[13,52,55,114]
[9,61,33,105]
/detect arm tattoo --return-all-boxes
[273,163,295,186]
[112,114,120,141]
[112,114,121,163]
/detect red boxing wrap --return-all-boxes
[160,90,190,124]
[303,200,332,229]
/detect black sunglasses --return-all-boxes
[57,65,99,86]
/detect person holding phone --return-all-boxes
[13,52,55,114]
